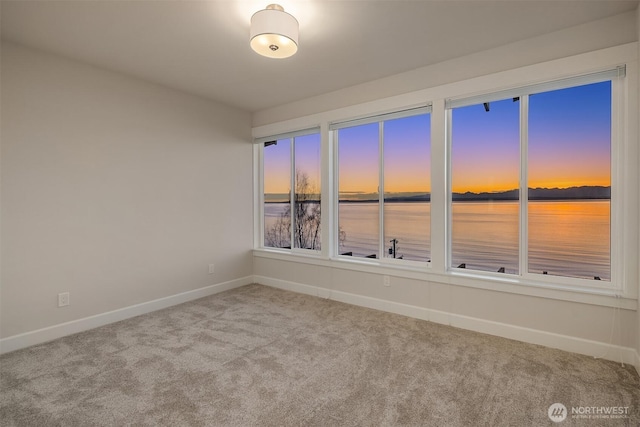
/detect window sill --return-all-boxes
[253,248,637,310]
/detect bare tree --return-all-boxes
[292,170,321,249]
[265,170,345,250]
[264,208,291,248]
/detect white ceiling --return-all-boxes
[1,1,638,112]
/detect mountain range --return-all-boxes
[380,186,610,202]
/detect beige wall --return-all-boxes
[1,42,253,338]
[254,257,638,350]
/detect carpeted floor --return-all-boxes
[1,284,638,426]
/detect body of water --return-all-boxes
[265,200,610,281]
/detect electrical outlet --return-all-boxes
[58,292,70,307]
[208,264,215,274]
[383,275,391,287]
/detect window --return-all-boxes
[334,108,431,262]
[451,97,520,274]
[448,71,620,284]
[264,138,291,249]
[256,59,628,297]
[528,82,611,280]
[263,130,321,251]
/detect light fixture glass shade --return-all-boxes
[250,4,298,59]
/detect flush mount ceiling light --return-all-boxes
[250,4,299,59]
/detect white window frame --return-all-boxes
[258,127,323,255]
[331,106,433,268]
[445,67,626,292]
[252,44,637,307]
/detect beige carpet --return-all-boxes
[1,284,638,426]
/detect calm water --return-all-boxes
[265,200,610,281]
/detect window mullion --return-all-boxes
[333,131,340,257]
[320,123,332,258]
[256,144,264,248]
[290,138,296,249]
[378,121,385,260]
[610,73,623,291]
[520,95,529,278]
[444,107,453,272]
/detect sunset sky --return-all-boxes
[337,114,431,196]
[452,81,610,193]
[263,133,320,196]
[265,81,611,197]
[528,81,611,189]
[263,137,290,195]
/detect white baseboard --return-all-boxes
[0,276,253,355]
[255,275,639,370]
